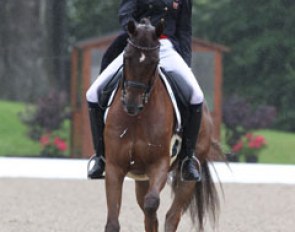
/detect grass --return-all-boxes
[0,100,40,156]
[257,129,295,164]
[0,100,70,157]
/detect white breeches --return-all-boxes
[86,39,204,105]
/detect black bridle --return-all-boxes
[121,39,160,110]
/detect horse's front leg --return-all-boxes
[105,164,125,232]
[144,159,170,232]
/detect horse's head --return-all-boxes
[121,18,163,116]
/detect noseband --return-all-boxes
[122,39,160,110]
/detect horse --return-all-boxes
[103,19,222,232]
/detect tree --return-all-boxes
[67,0,120,42]
[193,0,295,131]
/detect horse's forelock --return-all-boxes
[139,18,152,27]
[136,18,156,37]
[132,24,158,48]
[125,19,159,62]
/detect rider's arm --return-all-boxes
[119,0,138,31]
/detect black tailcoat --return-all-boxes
[100,0,192,72]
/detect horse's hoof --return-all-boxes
[105,222,120,232]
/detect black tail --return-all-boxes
[190,161,220,231]
[171,139,223,231]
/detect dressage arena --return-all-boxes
[1,158,295,232]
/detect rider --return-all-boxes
[86,0,204,181]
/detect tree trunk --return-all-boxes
[0,0,67,102]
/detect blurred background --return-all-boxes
[0,0,294,164]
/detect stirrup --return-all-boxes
[180,156,202,182]
[87,154,106,179]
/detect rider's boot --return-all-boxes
[87,104,105,179]
[180,103,203,182]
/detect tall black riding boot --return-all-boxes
[87,104,105,179]
[180,103,203,182]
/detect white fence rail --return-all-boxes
[0,157,294,184]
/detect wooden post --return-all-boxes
[213,52,223,140]
[70,47,83,157]
[81,48,95,158]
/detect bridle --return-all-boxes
[127,38,160,51]
[121,38,160,110]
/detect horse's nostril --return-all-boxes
[124,105,144,116]
[125,106,136,115]
[128,108,135,114]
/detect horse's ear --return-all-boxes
[155,22,164,38]
[127,20,137,36]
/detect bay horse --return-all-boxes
[103,19,222,232]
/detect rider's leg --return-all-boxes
[159,39,204,181]
[180,103,203,181]
[86,53,124,179]
[86,52,124,104]
[87,103,105,179]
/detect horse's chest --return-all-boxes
[106,115,171,156]
[107,120,169,145]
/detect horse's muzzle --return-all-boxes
[123,104,144,116]
[121,88,147,116]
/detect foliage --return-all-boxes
[39,133,68,157]
[67,0,120,42]
[232,133,267,158]
[223,95,276,148]
[21,91,69,155]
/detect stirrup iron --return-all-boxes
[180,156,202,182]
[87,154,106,179]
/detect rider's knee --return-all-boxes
[86,87,98,103]
[190,87,204,105]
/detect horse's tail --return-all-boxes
[171,138,223,231]
[191,161,220,231]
